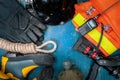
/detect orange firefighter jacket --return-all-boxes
[72,0,120,56]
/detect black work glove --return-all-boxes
[0,0,47,44]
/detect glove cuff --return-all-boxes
[27,66,44,80]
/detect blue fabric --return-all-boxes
[27,66,44,80]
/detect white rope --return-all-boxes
[36,41,57,53]
[0,38,57,54]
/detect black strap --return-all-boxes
[97,59,120,67]
[86,23,106,80]
[86,63,100,80]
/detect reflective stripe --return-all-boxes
[1,56,8,73]
[6,73,19,80]
[87,29,117,55]
[22,65,38,78]
[72,13,86,29]
[33,78,37,80]
[28,66,44,80]
[0,71,10,79]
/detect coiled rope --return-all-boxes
[0,38,57,54]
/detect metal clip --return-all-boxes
[103,25,112,33]
[25,0,33,5]
[86,6,96,15]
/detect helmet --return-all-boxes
[33,0,77,25]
